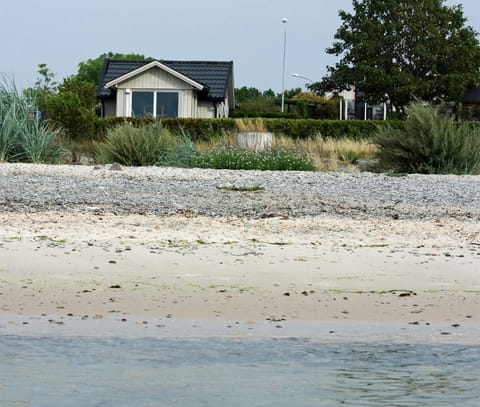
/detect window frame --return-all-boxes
[129,89,180,118]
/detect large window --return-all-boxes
[156,92,178,118]
[131,91,179,118]
[132,92,154,117]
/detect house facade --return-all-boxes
[98,59,235,118]
[336,88,388,120]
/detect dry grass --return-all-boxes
[194,133,378,171]
[273,135,377,170]
[195,134,238,152]
[234,118,268,133]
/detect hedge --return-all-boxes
[94,117,236,141]
[94,117,413,141]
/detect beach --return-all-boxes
[1,163,479,337]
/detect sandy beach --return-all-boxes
[0,164,479,337]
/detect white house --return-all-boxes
[97,59,235,118]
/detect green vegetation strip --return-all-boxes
[216,184,265,192]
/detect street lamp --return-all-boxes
[292,73,313,83]
[292,73,313,89]
[281,18,288,113]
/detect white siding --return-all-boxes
[116,89,125,116]
[179,90,194,118]
[114,67,200,118]
[107,65,231,118]
[119,67,191,90]
[197,101,216,118]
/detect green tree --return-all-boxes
[25,53,151,143]
[235,86,264,104]
[282,87,302,100]
[76,52,151,86]
[315,0,480,112]
[35,63,57,93]
[45,77,97,140]
[24,64,58,110]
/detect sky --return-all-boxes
[1,0,479,92]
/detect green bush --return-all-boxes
[0,75,67,163]
[96,121,179,166]
[157,129,202,167]
[95,117,236,142]
[263,118,398,140]
[193,147,316,171]
[374,103,480,174]
[45,78,97,140]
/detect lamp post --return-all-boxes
[292,73,313,89]
[281,18,288,113]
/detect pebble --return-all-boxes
[0,165,478,219]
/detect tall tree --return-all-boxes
[75,52,151,86]
[314,0,480,112]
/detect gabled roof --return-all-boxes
[105,60,205,91]
[98,59,233,101]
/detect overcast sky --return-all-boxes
[1,0,479,92]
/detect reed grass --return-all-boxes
[0,75,66,163]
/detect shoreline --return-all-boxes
[1,164,479,338]
[3,315,480,344]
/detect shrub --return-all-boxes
[46,91,96,140]
[0,75,67,163]
[374,103,480,174]
[193,147,316,171]
[157,128,202,167]
[96,121,179,166]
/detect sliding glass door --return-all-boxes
[131,91,179,117]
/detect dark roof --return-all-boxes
[98,59,233,100]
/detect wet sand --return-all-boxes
[1,211,479,337]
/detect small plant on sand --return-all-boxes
[374,103,480,174]
[216,184,265,192]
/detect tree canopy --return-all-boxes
[314,0,480,112]
[75,52,151,86]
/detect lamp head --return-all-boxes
[282,18,288,23]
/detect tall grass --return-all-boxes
[374,103,480,174]
[273,134,377,167]
[0,75,66,163]
[234,118,268,132]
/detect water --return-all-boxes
[1,334,479,406]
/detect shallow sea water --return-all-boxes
[1,333,479,406]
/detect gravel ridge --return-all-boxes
[1,163,479,219]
